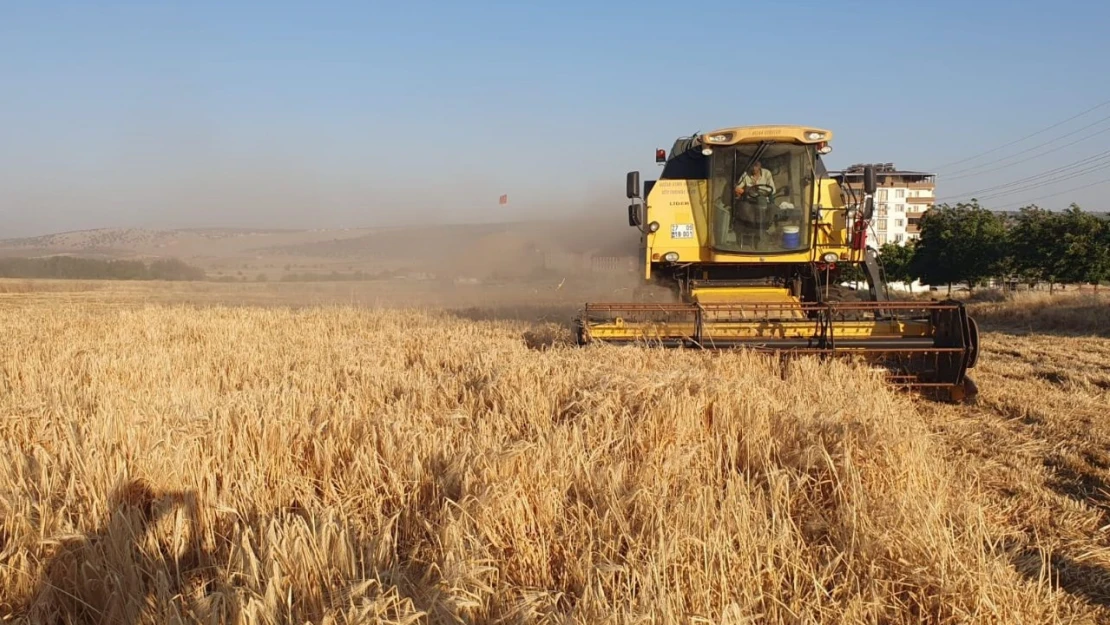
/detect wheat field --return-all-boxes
[1,282,1109,624]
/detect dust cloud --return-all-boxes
[1,147,651,321]
[397,188,647,316]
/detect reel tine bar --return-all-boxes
[577,299,977,390]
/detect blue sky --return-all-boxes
[2,0,1109,236]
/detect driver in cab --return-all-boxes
[734,160,775,198]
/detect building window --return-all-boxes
[894,234,905,243]
[895,189,905,199]
[877,234,887,245]
[878,190,888,201]
[896,204,905,212]
[878,220,887,231]
[895,219,904,227]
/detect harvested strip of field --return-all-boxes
[0,298,1100,623]
[969,290,1110,337]
[920,328,1110,616]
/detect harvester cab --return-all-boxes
[575,125,980,402]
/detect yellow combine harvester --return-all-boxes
[574,124,980,402]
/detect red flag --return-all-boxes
[499,194,508,205]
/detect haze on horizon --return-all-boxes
[3,0,1109,239]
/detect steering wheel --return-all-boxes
[739,183,775,199]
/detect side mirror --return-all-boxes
[626,171,641,199]
[628,203,642,227]
[863,165,877,195]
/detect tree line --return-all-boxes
[0,256,207,281]
[875,202,1110,293]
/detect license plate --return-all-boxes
[671,224,694,239]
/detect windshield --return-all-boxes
[709,142,814,253]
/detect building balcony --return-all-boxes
[906,196,934,205]
[907,213,923,234]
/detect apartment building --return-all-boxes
[829,163,936,246]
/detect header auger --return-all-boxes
[573,125,979,402]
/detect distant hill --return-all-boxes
[0,227,377,260]
[251,220,637,261]
[0,219,641,280]
[0,228,179,252]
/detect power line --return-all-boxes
[928,97,1110,172]
[994,176,1110,210]
[936,149,1110,201]
[973,159,1110,202]
[972,160,1110,202]
[938,114,1110,181]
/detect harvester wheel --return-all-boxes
[966,317,980,369]
[961,376,979,403]
[941,376,979,404]
[918,376,979,405]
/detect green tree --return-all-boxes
[877,241,916,284]
[1007,205,1060,289]
[908,201,1007,294]
[1101,214,1110,289]
[0,256,206,281]
[149,258,206,281]
[1055,204,1110,288]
